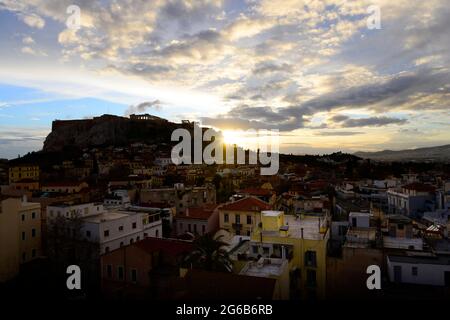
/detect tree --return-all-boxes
[183,233,232,272]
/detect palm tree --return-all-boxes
[183,233,232,272]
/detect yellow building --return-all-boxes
[219,197,272,236]
[0,197,41,282]
[250,210,330,299]
[9,165,39,184]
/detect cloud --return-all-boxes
[124,100,162,116]
[339,116,407,128]
[19,13,45,29]
[0,0,449,152]
[315,131,365,136]
[22,36,35,44]
[21,46,36,55]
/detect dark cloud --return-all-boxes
[252,62,292,75]
[330,115,349,123]
[315,131,364,136]
[339,116,407,128]
[125,100,162,116]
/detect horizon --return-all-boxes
[3,112,449,161]
[1,1,449,158]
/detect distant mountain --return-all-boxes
[354,144,450,161]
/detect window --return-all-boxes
[263,247,270,255]
[31,249,36,258]
[305,251,317,267]
[118,225,124,231]
[306,269,317,287]
[136,236,140,241]
[118,266,124,280]
[104,230,109,237]
[193,224,197,233]
[179,222,183,230]
[188,224,192,232]
[236,215,241,224]
[32,212,36,219]
[105,247,110,253]
[398,223,404,230]
[32,228,36,237]
[202,225,206,235]
[120,242,124,247]
[246,215,252,225]
[21,214,25,221]
[22,232,25,240]
[86,230,91,238]
[106,265,112,278]
[155,230,159,237]
[224,214,229,223]
[131,269,137,283]
[412,267,418,276]
[132,222,137,229]
[130,238,134,244]
[252,246,258,254]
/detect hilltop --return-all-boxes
[354,144,450,162]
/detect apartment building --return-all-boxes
[219,196,272,236]
[46,202,162,254]
[140,183,216,215]
[0,197,41,282]
[249,210,330,299]
[387,183,436,217]
[8,165,39,184]
[176,204,220,236]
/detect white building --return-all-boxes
[387,254,450,286]
[239,257,290,300]
[47,202,162,254]
[104,189,131,207]
[387,183,436,217]
[349,212,371,228]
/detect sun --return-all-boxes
[222,130,244,146]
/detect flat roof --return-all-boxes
[388,255,450,266]
[240,259,287,278]
[261,215,327,240]
[82,212,130,223]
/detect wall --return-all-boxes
[387,258,450,286]
[0,199,21,282]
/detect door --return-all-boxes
[393,266,402,283]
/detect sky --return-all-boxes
[0,0,449,159]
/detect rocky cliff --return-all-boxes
[43,114,189,151]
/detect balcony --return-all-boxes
[232,223,243,230]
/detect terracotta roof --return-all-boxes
[181,204,219,220]
[220,196,271,212]
[403,183,436,192]
[238,188,273,197]
[183,269,276,300]
[135,237,193,257]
